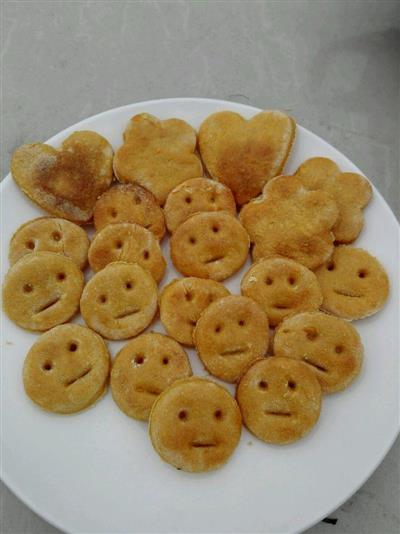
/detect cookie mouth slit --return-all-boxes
[35,296,60,314]
[115,308,140,319]
[302,356,327,373]
[220,346,247,357]
[265,411,292,417]
[65,366,92,387]
[334,289,362,298]
[135,386,162,396]
[191,441,216,448]
[204,255,224,264]
[274,304,290,310]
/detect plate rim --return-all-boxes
[1,97,399,534]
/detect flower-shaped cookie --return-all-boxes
[113,113,203,205]
[239,175,339,270]
[295,157,372,243]
[11,131,114,223]
[199,110,296,205]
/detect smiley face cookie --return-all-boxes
[23,324,110,414]
[11,131,113,223]
[315,246,389,320]
[93,183,165,240]
[159,277,230,346]
[3,252,84,331]
[88,223,166,282]
[164,178,236,233]
[199,110,296,205]
[80,262,158,340]
[170,212,249,281]
[239,175,338,270]
[149,377,242,472]
[274,312,363,393]
[295,157,372,243]
[237,357,322,444]
[241,257,322,327]
[111,333,192,421]
[114,113,203,205]
[194,296,269,383]
[9,217,89,269]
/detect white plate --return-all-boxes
[1,98,399,534]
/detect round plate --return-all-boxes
[1,98,399,534]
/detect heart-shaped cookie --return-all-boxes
[199,110,296,205]
[11,131,114,223]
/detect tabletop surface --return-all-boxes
[1,1,399,533]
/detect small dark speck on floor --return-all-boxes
[247,441,253,446]
[6,341,13,345]
[322,517,338,525]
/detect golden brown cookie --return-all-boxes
[170,212,249,281]
[11,131,113,223]
[159,277,230,346]
[239,175,338,270]
[241,257,322,327]
[149,377,242,472]
[198,110,296,205]
[23,324,110,414]
[80,261,158,340]
[193,295,269,383]
[93,183,165,240]
[236,357,322,444]
[274,312,363,393]
[315,246,389,320]
[111,333,192,421]
[164,177,236,233]
[9,217,89,269]
[88,223,166,282]
[113,113,203,205]
[3,252,84,331]
[295,157,372,243]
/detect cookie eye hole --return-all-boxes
[327,262,335,271]
[215,325,222,333]
[134,195,142,205]
[189,237,196,244]
[265,277,273,285]
[134,355,144,365]
[288,380,296,390]
[258,380,268,390]
[99,295,107,304]
[68,342,78,352]
[335,345,344,354]
[125,281,133,290]
[178,409,188,421]
[115,240,123,249]
[304,327,318,341]
[26,240,35,250]
[288,277,296,285]
[358,269,367,278]
[212,225,219,233]
[238,319,245,326]
[162,357,169,365]
[42,361,53,371]
[52,231,61,242]
[282,329,290,334]
[214,409,223,420]
[185,196,192,204]
[210,195,216,203]
[143,250,150,260]
[23,283,33,293]
[57,272,66,281]
[185,292,193,302]
[110,209,118,218]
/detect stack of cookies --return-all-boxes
[3,110,389,473]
